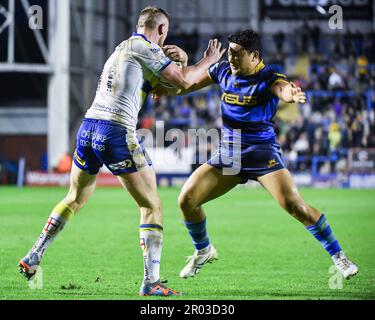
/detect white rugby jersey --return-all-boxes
[85,33,172,131]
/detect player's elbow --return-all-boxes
[165,77,190,91]
[178,83,190,91]
[177,77,192,91]
[164,68,191,90]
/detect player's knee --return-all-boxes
[65,191,89,212]
[284,196,308,217]
[178,192,197,214]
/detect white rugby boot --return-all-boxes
[332,251,359,279]
[19,252,41,281]
[180,245,218,279]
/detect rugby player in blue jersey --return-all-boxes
[18,6,226,297]
[163,29,358,281]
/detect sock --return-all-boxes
[185,219,210,253]
[29,202,74,258]
[139,224,163,285]
[306,214,342,256]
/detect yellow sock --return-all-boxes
[52,202,74,221]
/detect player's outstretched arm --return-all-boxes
[271,80,307,104]
[152,71,214,98]
[160,39,225,91]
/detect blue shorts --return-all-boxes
[73,118,152,175]
[207,142,286,183]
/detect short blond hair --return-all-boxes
[137,6,169,29]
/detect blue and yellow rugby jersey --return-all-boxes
[208,61,287,144]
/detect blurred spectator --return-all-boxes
[328,68,345,90]
[332,36,344,60]
[351,114,365,147]
[328,122,341,153]
[294,132,309,157]
[333,99,343,118]
[178,98,192,119]
[357,54,369,83]
[318,66,331,90]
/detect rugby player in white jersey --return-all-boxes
[18,6,226,297]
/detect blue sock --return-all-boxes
[306,214,342,256]
[185,219,210,251]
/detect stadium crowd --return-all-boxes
[138,29,375,173]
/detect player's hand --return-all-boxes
[291,82,307,104]
[204,39,226,64]
[163,45,188,67]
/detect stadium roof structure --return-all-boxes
[0,0,131,169]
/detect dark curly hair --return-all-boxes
[228,29,262,57]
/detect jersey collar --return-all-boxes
[233,60,266,78]
[132,32,152,44]
[249,60,266,75]
[255,60,266,73]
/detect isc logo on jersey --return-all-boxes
[221,92,258,107]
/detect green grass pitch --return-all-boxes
[0,186,374,300]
